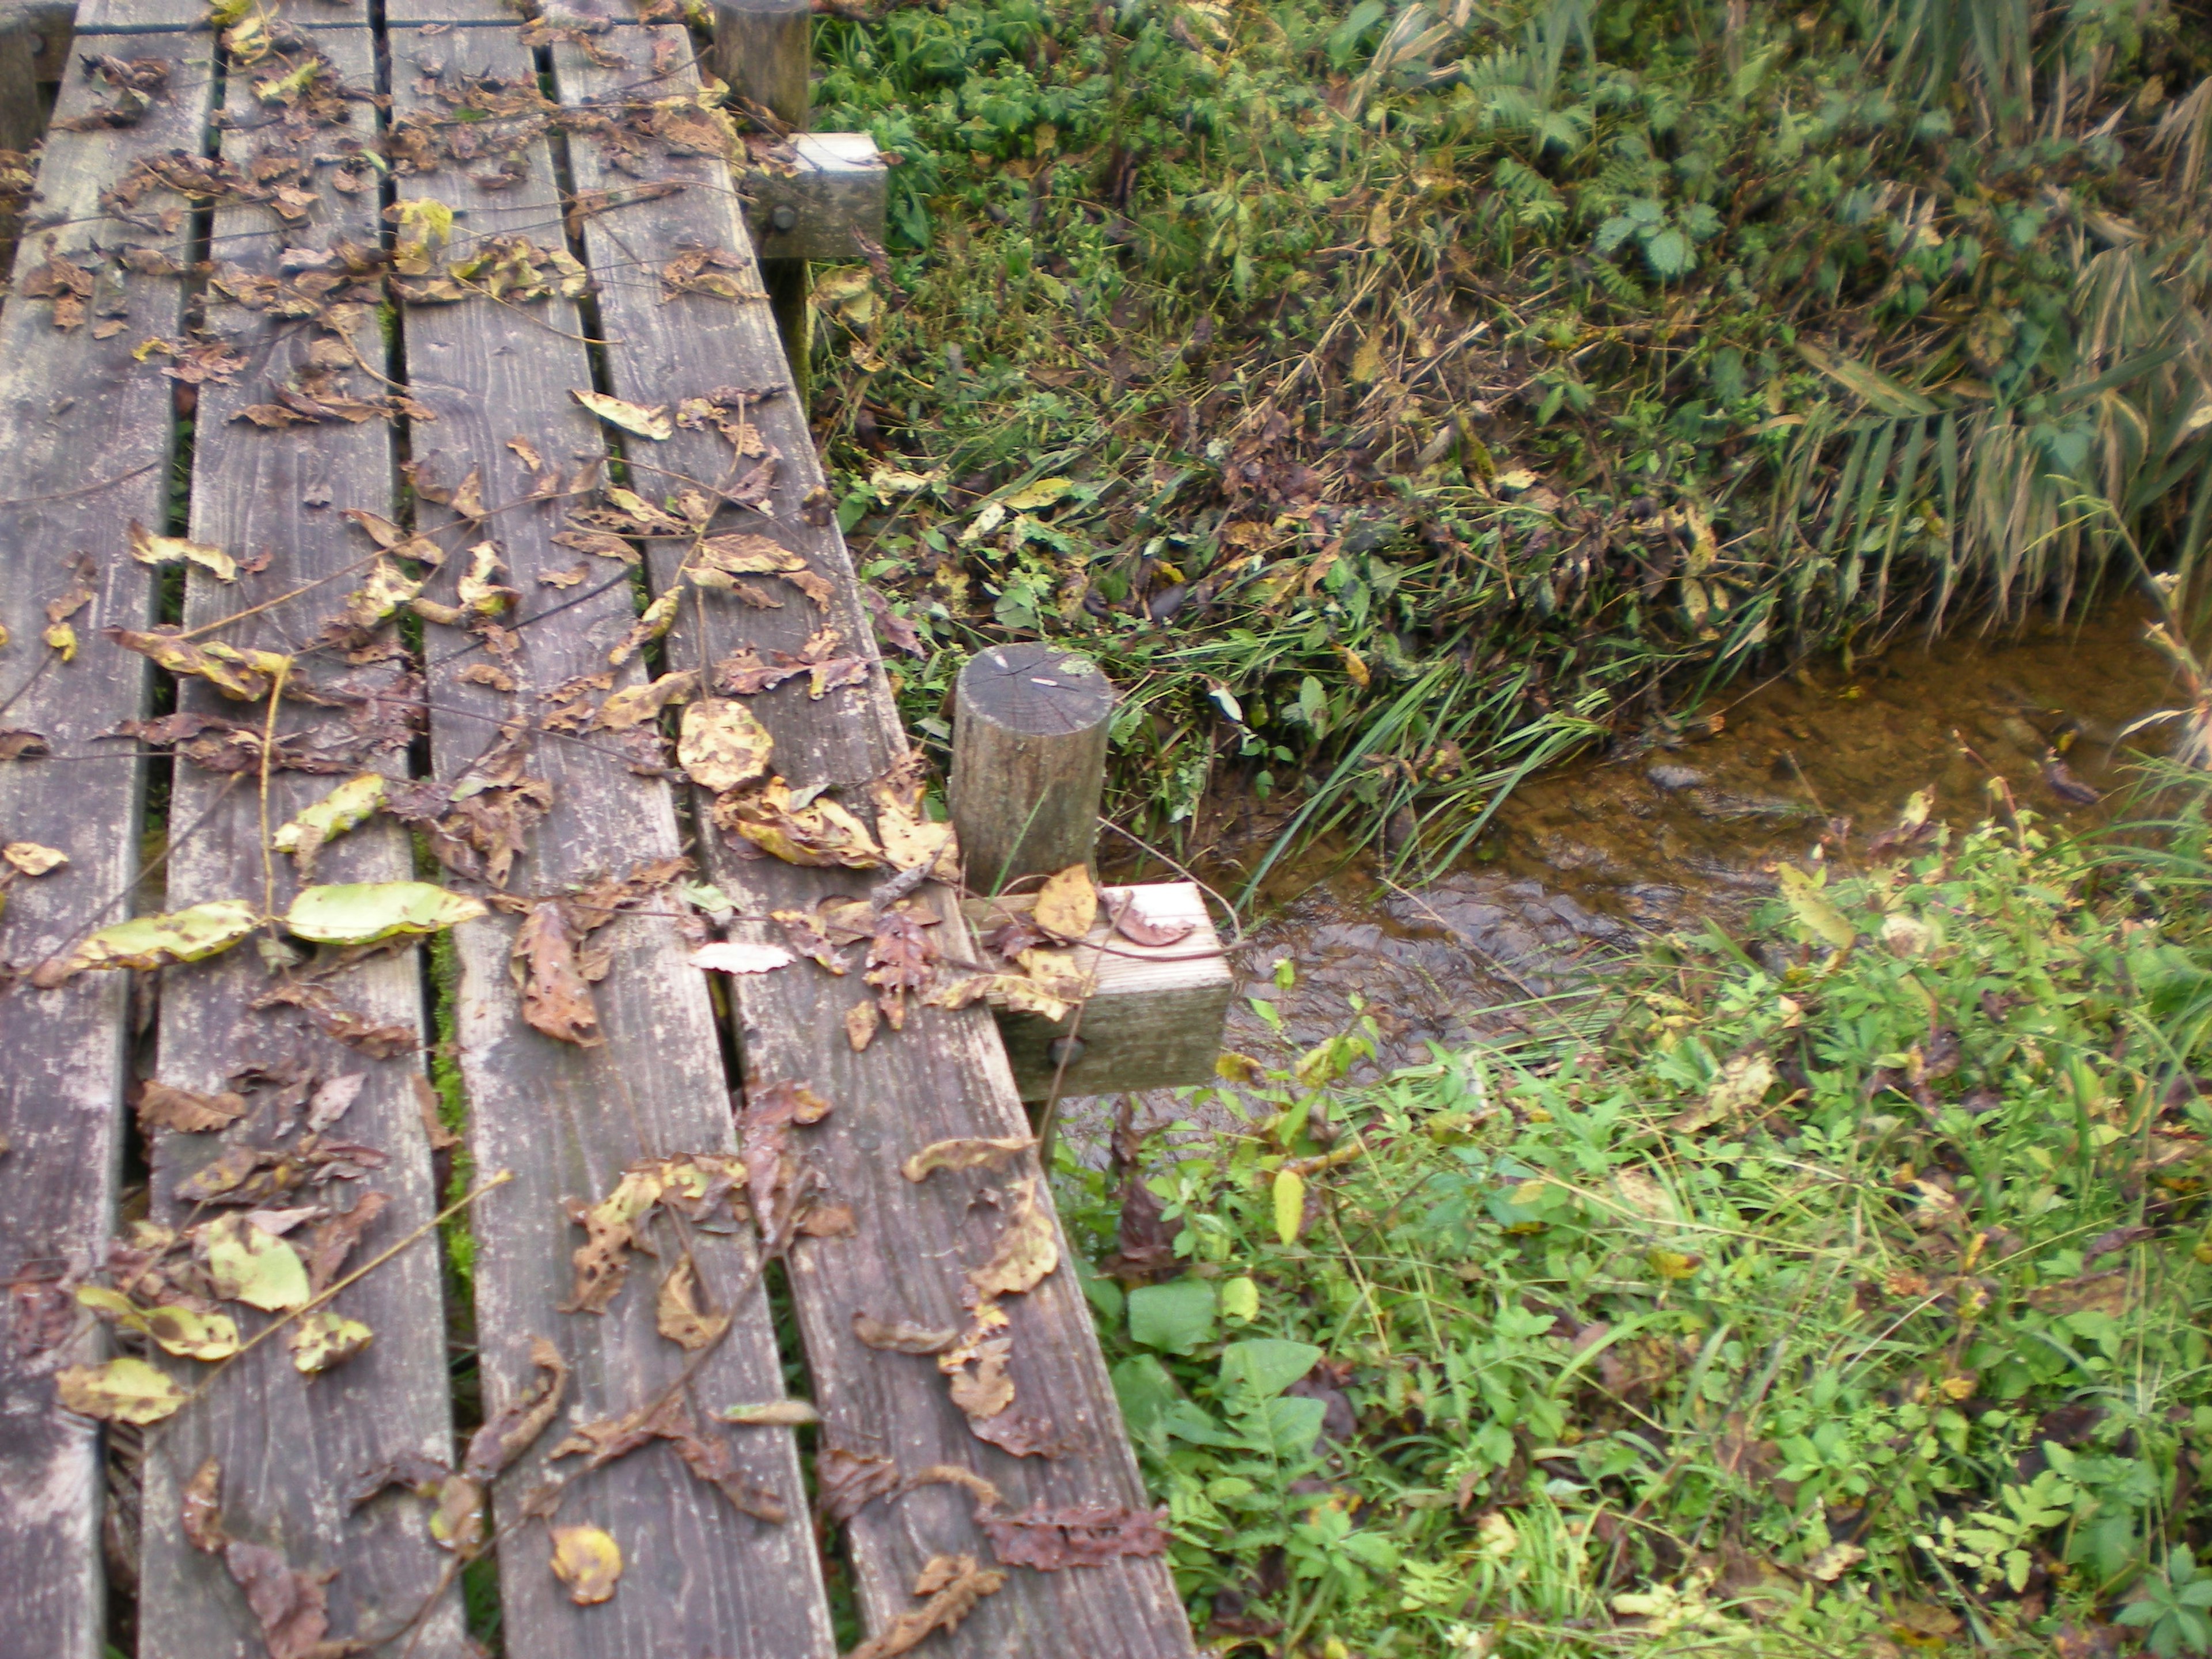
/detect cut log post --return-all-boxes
[711,0,812,392]
[952,641,1115,891]
[0,2,47,153]
[951,646,1232,1098]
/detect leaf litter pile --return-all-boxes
[0,6,1171,1653]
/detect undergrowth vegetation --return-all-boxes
[806,0,2212,881]
[1054,794,2212,1655]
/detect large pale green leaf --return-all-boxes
[1776,863,1858,950]
[1128,1278,1215,1355]
[1219,1338,1323,1400]
[56,900,261,978]
[55,1356,186,1425]
[1796,342,1938,417]
[200,1215,312,1312]
[285,881,487,945]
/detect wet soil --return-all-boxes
[1100,605,2188,1111]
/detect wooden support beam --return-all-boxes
[741,131,887,261]
[711,0,812,391]
[0,32,210,1656]
[987,883,1236,1100]
[0,0,71,97]
[952,642,1115,891]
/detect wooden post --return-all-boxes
[952,642,1114,893]
[0,1,44,156]
[712,0,812,397]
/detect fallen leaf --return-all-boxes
[719,1399,820,1426]
[290,1310,373,1373]
[38,898,261,986]
[303,1192,389,1293]
[714,777,887,869]
[594,669,699,730]
[512,901,602,1047]
[562,1167,667,1314]
[571,388,672,440]
[852,1312,961,1355]
[679,699,774,794]
[142,1304,243,1362]
[3,841,68,876]
[847,1554,1006,1659]
[1672,1051,1776,1134]
[285,881,488,945]
[817,1445,900,1524]
[200,1214,313,1312]
[136,1079,249,1134]
[844,1001,879,1051]
[183,1457,226,1551]
[222,1536,352,1659]
[56,1355,187,1424]
[900,1137,1035,1182]
[656,1255,731,1351]
[270,773,387,880]
[1032,864,1099,942]
[691,940,796,975]
[1111,900,1195,948]
[128,520,238,582]
[306,1072,366,1134]
[967,1177,1058,1301]
[546,1531,623,1601]
[461,1337,569,1480]
[978,1501,1171,1571]
[607,586,681,669]
[738,1080,833,1246]
[1777,862,1857,951]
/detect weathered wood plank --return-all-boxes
[388,25,837,1657]
[555,30,1198,1655]
[0,32,213,1659]
[130,26,463,1656]
[993,884,1233,1100]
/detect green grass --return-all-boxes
[1054,795,2212,1654]
[798,0,2212,880]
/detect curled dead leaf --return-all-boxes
[899,1137,1035,1182]
[549,1524,624,1604]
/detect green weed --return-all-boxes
[1056,805,2212,1653]
[805,0,2212,880]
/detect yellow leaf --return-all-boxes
[550,1524,624,1605]
[3,842,67,876]
[55,1356,185,1425]
[43,621,77,660]
[1032,863,1098,942]
[1647,1248,1702,1280]
[1002,477,1074,512]
[1775,863,1857,951]
[900,1136,1035,1181]
[128,520,238,582]
[678,698,774,794]
[1215,1051,1266,1084]
[1273,1168,1307,1245]
[289,1310,373,1373]
[571,388,672,441]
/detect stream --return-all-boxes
[1082,604,2188,1137]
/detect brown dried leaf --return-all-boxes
[461,1336,568,1480]
[739,1080,833,1247]
[512,901,601,1047]
[136,1079,249,1135]
[594,669,698,731]
[865,909,938,1031]
[900,1137,1035,1182]
[561,1166,665,1314]
[847,1554,1007,1659]
[1111,898,1197,948]
[852,1311,961,1355]
[817,1445,900,1525]
[713,778,887,869]
[773,904,847,974]
[968,1176,1052,1309]
[303,1192,389,1294]
[844,999,880,1051]
[183,1457,227,1552]
[655,1255,731,1351]
[978,1501,1171,1571]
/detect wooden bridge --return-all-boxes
[0,3,1216,1653]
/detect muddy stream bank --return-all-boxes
[1081,605,2187,1139]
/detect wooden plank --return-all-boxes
[71,0,199,32]
[387,25,838,1658]
[129,25,463,1657]
[0,31,213,1659]
[741,131,889,263]
[554,30,1198,1656]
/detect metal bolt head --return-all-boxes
[770,203,798,232]
[1046,1036,1086,1069]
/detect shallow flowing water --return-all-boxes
[1088,604,2189,1128]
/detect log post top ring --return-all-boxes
[959,642,1114,736]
